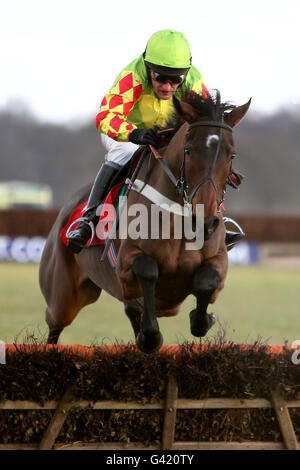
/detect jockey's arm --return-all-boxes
[95,71,143,142]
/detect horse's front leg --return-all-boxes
[189,265,221,337]
[132,253,163,353]
[124,303,142,339]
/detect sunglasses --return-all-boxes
[150,70,186,85]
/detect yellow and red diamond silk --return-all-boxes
[119,73,133,94]
[201,82,209,99]
[110,113,125,132]
[95,72,143,139]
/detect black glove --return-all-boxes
[129,127,159,147]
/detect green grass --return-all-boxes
[0,262,299,346]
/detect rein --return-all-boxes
[151,119,233,212]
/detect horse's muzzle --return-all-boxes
[203,216,219,241]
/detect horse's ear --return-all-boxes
[173,96,199,124]
[224,98,252,128]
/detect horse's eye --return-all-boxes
[184,147,192,157]
[231,153,237,160]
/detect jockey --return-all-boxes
[67,29,244,253]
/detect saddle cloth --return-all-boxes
[60,181,124,248]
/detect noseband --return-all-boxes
[177,120,233,212]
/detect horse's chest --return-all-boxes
[159,250,202,282]
[154,256,201,306]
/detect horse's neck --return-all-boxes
[155,126,187,195]
[136,148,180,204]
[163,123,187,169]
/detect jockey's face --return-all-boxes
[151,78,180,100]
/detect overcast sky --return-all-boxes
[1,0,300,123]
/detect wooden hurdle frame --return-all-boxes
[0,375,299,450]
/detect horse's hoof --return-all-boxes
[189,309,216,337]
[136,331,163,354]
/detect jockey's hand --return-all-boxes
[129,127,159,147]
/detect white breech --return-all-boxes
[101,134,139,167]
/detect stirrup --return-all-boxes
[66,217,95,248]
[223,216,245,250]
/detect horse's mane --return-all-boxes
[167,89,235,128]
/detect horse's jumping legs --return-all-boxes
[44,277,102,345]
[124,303,142,339]
[47,325,64,344]
[132,253,163,353]
[190,265,221,337]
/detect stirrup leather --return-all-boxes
[66,217,95,247]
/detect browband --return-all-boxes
[188,120,233,133]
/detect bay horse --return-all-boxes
[39,90,251,353]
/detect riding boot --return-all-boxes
[223,217,245,251]
[67,161,121,253]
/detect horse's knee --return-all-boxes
[192,266,221,295]
[132,253,159,283]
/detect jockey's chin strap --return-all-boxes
[150,119,233,212]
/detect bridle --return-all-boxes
[152,119,233,213]
[100,119,233,263]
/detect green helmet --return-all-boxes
[144,29,191,72]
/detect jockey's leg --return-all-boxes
[67,135,139,253]
[67,161,121,253]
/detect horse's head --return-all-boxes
[170,90,251,239]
